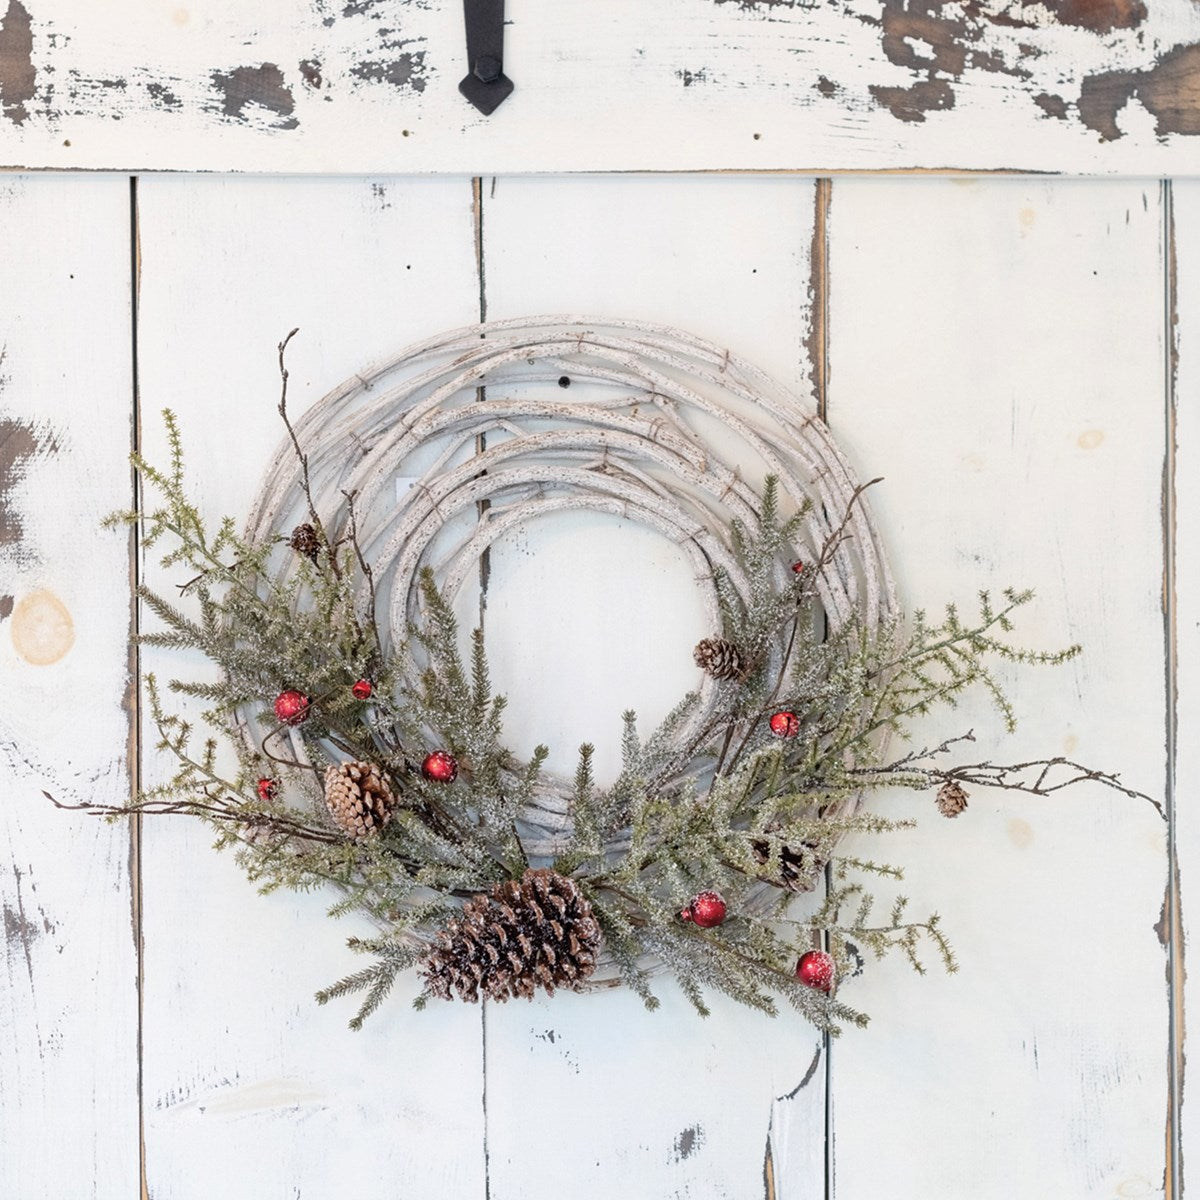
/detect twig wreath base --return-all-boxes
[55,317,1157,1032]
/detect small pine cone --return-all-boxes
[421,868,602,1004]
[935,780,969,818]
[693,637,746,681]
[751,837,821,892]
[289,522,321,563]
[323,760,397,839]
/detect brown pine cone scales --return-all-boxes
[693,636,746,681]
[421,868,602,1003]
[289,522,321,562]
[751,838,821,892]
[323,760,397,839]
[936,780,969,818]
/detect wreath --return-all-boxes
[54,318,1154,1032]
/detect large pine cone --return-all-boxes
[323,760,397,839]
[421,868,602,1003]
[751,837,821,892]
[693,637,747,681]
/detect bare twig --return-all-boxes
[276,327,341,578]
[849,750,1165,820]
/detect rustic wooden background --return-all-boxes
[0,170,1185,1198]
[1,3,1197,1197]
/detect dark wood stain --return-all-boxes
[0,0,34,126]
[866,0,1032,123]
[870,76,956,122]
[1079,43,1200,140]
[672,1124,703,1161]
[1034,91,1069,120]
[350,50,426,92]
[0,417,57,553]
[210,62,299,129]
[1052,0,1145,34]
[146,79,181,109]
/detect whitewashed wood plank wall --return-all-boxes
[0,170,1185,1198]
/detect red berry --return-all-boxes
[769,710,800,738]
[796,949,835,992]
[352,679,373,700]
[681,890,727,929]
[273,690,310,726]
[256,777,278,802]
[421,750,458,783]
[791,560,804,574]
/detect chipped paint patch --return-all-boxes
[1034,91,1069,119]
[146,80,181,109]
[1080,43,1200,141]
[0,416,58,556]
[0,0,34,126]
[672,1124,704,1161]
[0,594,12,620]
[11,587,74,664]
[3,865,51,983]
[350,49,426,93]
[210,63,298,129]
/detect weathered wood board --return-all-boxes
[133,174,490,1198]
[1172,176,1196,1196]
[0,174,140,1196]
[825,176,1171,1197]
[478,174,827,1200]
[5,1,1200,173]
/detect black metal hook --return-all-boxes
[459,0,513,115]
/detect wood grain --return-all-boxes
[0,173,140,1198]
[3,1,1200,173]
[824,176,1171,1198]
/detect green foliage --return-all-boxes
[97,415,1093,1033]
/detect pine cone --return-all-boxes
[323,760,397,839]
[289,522,321,562]
[935,780,969,818]
[421,868,602,1003]
[751,837,821,892]
[693,637,746,681]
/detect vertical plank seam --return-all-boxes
[127,173,149,1200]
[814,177,835,1200]
[808,179,831,423]
[473,173,493,1200]
[1162,176,1185,1200]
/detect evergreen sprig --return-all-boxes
[56,407,1156,1035]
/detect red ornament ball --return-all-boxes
[273,689,310,726]
[796,949,836,993]
[351,679,373,700]
[791,560,804,574]
[680,890,727,928]
[422,750,458,783]
[769,710,800,738]
[256,777,278,802]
